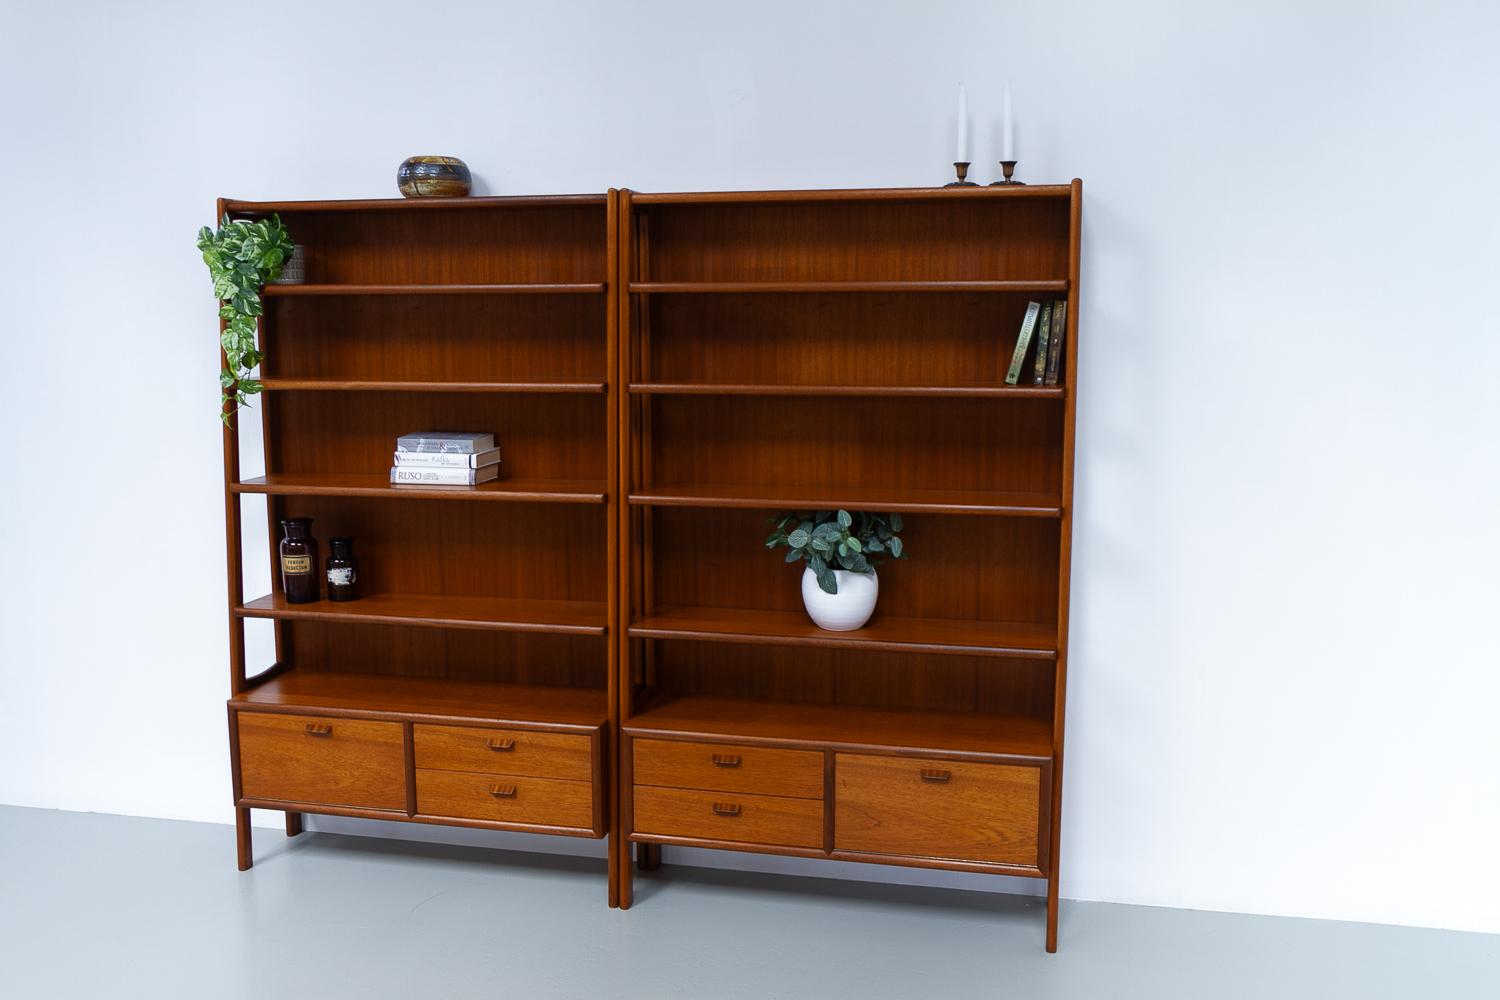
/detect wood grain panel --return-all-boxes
[232,671,606,726]
[237,712,405,810]
[633,738,823,798]
[834,754,1041,867]
[640,200,1068,282]
[415,768,593,829]
[413,724,593,780]
[632,785,822,848]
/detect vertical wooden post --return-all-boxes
[615,189,636,909]
[285,812,303,837]
[605,188,623,908]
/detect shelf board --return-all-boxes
[260,378,607,394]
[237,593,607,635]
[627,280,1067,294]
[628,605,1056,659]
[631,185,1075,205]
[224,194,607,213]
[628,483,1062,517]
[625,695,1052,761]
[234,473,607,504]
[231,671,607,729]
[630,382,1062,399]
[263,282,606,296]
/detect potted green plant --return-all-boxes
[765,510,905,631]
[197,215,296,424]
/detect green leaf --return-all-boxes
[809,553,827,577]
[787,528,810,549]
[817,567,838,594]
[889,536,903,558]
[810,537,832,553]
[837,509,852,529]
[888,512,903,532]
[784,548,804,563]
[845,536,862,554]
[865,538,884,553]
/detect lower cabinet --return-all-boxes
[237,712,406,811]
[630,738,1047,873]
[234,711,603,835]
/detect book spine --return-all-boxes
[392,448,502,469]
[1045,300,1067,385]
[1005,302,1042,385]
[390,466,483,485]
[1032,302,1053,385]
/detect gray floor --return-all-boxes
[1,806,1494,999]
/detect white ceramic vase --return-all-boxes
[801,567,879,631]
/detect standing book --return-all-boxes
[1045,301,1067,386]
[1004,302,1043,385]
[1032,302,1054,385]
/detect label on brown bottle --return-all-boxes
[282,555,313,575]
[328,567,355,586]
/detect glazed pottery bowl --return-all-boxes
[397,156,472,198]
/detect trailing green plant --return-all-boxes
[197,215,296,424]
[765,509,905,595]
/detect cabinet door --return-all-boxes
[238,712,405,811]
[834,754,1043,870]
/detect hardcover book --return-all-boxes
[392,447,502,469]
[390,464,500,486]
[1004,301,1043,385]
[395,431,495,454]
[1032,302,1053,385]
[1045,301,1067,386]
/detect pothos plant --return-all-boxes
[197,215,296,424]
[765,510,905,595]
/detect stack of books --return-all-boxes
[1004,300,1067,387]
[390,431,502,486]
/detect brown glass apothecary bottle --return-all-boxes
[279,518,319,604]
[326,537,359,602]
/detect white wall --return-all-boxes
[2,0,1497,936]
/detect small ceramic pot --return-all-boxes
[801,567,878,631]
[269,245,306,285]
[397,156,472,198]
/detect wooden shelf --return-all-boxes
[231,671,608,729]
[628,483,1062,517]
[628,280,1067,294]
[225,194,607,213]
[234,473,607,504]
[263,282,606,296]
[630,382,1062,399]
[237,592,608,635]
[629,605,1056,658]
[624,695,1052,761]
[632,185,1074,205]
[261,378,607,394]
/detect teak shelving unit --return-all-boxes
[219,181,1082,950]
[219,193,627,902]
[614,183,1082,951]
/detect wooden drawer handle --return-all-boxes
[711,753,742,768]
[303,723,332,738]
[489,784,518,798]
[711,802,742,817]
[919,768,951,783]
[485,737,516,752]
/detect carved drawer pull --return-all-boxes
[919,768,951,783]
[303,723,332,737]
[711,802,742,817]
[485,737,516,752]
[711,753,742,768]
[489,784,518,798]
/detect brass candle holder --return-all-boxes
[989,160,1025,186]
[945,162,977,187]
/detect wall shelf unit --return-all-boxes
[220,192,625,900]
[614,182,1082,951]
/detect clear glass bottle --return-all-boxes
[326,537,359,602]
[278,518,319,604]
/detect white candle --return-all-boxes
[957,84,969,162]
[1002,84,1015,161]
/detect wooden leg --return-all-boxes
[619,845,634,909]
[1046,873,1060,952]
[285,812,303,837]
[608,834,620,907]
[639,843,661,870]
[235,807,253,871]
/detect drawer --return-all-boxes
[633,785,823,849]
[416,768,595,830]
[834,754,1043,869]
[413,724,593,781]
[237,712,405,811]
[634,738,823,799]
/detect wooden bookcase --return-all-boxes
[217,182,1082,949]
[219,193,626,903]
[615,183,1082,950]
